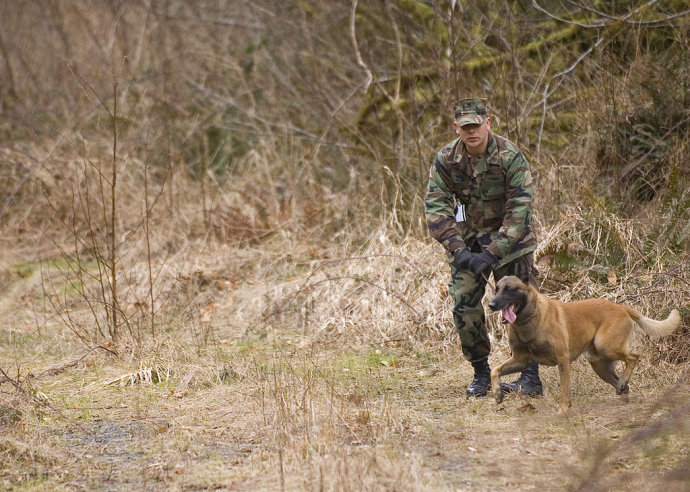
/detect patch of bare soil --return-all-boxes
[3,345,681,491]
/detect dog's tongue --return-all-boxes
[502,304,517,324]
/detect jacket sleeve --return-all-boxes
[425,153,466,253]
[485,152,533,259]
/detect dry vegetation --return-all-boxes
[1,1,689,491]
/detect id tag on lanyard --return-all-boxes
[455,204,466,222]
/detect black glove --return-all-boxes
[468,250,498,276]
[452,248,474,270]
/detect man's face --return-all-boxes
[454,117,491,156]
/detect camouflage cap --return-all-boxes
[453,97,488,126]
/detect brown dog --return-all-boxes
[488,276,680,412]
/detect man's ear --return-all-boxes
[453,121,461,135]
[485,116,491,130]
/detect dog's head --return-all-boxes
[488,276,530,324]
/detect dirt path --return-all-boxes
[1,252,688,490]
[3,337,686,490]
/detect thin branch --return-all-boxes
[567,0,690,26]
[531,0,606,28]
[566,0,659,23]
[552,36,604,79]
[312,81,365,160]
[525,36,604,119]
[67,64,113,117]
[537,0,689,28]
[536,81,549,167]
[350,0,373,93]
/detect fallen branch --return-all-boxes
[36,344,119,379]
[0,366,67,418]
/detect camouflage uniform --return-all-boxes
[426,100,537,362]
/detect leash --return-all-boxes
[482,271,496,294]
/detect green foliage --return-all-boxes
[338,350,400,370]
[395,0,447,45]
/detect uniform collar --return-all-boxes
[482,133,500,171]
[454,133,497,173]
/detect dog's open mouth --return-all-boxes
[502,304,518,324]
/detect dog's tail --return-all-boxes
[626,307,681,339]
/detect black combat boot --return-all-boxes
[500,361,543,396]
[466,358,491,397]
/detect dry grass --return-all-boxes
[1,221,688,491]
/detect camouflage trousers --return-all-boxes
[448,252,537,363]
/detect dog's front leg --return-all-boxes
[556,355,572,412]
[491,357,529,404]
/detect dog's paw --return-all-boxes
[494,390,504,404]
[616,381,629,395]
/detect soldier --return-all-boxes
[425,97,543,397]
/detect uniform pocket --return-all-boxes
[480,174,505,200]
[480,174,505,224]
[453,175,472,204]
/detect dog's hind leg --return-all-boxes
[589,358,619,390]
[616,352,639,397]
[593,322,637,401]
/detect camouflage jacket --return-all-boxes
[425,133,537,267]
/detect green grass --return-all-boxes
[337,349,402,370]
